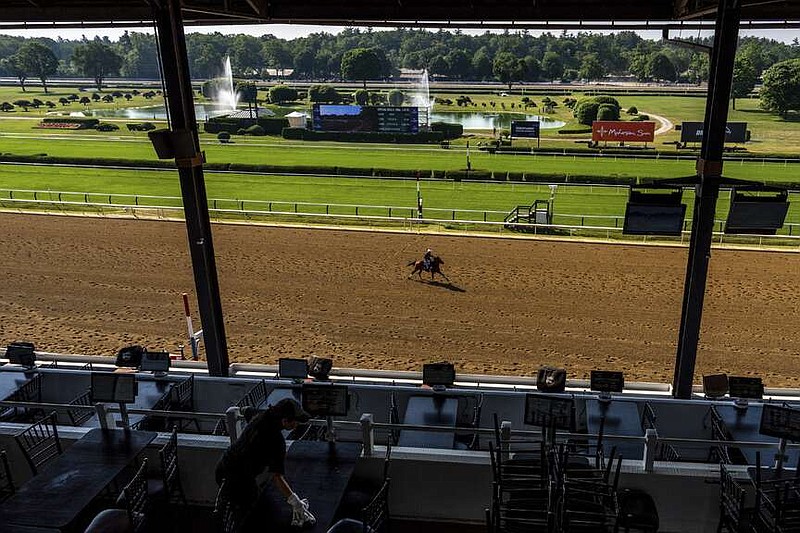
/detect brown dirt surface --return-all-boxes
[0,213,798,387]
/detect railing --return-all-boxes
[0,189,798,247]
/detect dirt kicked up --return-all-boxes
[0,212,798,388]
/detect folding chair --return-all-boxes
[67,389,94,426]
[118,458,152,533]
[157,426,187,505]
[0,449,15,503]
[214,480,245,533]
[14,411,62,476]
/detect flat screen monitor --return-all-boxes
[590,370,624,393]
[140,351,171,373]
[724,200,789,235]
[524,393,575,431]
[623,203,687,236]
[422,363,456,387]
[279,358,308,380]
[302,384,349,417]
[702,374,729,398]
[6,342,35,367]
[759,404,800,441]
[728,376,764,400]
[91,372,137,403]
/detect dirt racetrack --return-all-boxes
[0,212,798,387]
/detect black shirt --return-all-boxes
[217,411,286,480]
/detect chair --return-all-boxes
[455,393,484,450]
[640,402,656,433]
[14,411,62,476]
[388,392,400,446]
[6,373,45,422]
[67,389,94,426]
[157,426,187,506]
[167,375,201,432]
[717,463,756,533]
[118,458,151,533]
[237,380,267,410]
[329,477,391,533]
[214,480,244,533]
[0,449,15,503]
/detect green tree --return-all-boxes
[760,59,800,118]
[579,53,604,81]
[4,55,27,92]
[647,53,677,82]
[471,48,493,81]
[493,51,524,89]
[308,84,339,103]
[269,85,298,103]
[72,40,123,91]
[15,42,58,93]
[387,89,405,106]
[541,51,563,81]
[341,48,383,88]
[731,56,757,110]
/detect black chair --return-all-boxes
[338,443,392,520]
[168,375,201,432]
[0,449,15,503]
[388,392,400,446]
[157,426,187,506]
[455,393,484,450]
[118,458,152,533]
[214,480,245,533]
[238,380,267,410]
[717,463,756,533]
[640,403,656,433]
[14,411,62,476]
[67,389,94,426]
[6,373,45,422]
[329,477,392,533]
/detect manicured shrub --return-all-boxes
[597,104,620,121]
[269,85,298,103]
[95,123,120,131]
[245,124,266,136]
[217,131,231,143]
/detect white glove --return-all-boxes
[288,492,317,528]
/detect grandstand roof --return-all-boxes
[3,0,799,27]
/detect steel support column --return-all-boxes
[672,0,741,398]
[153,0,229,376]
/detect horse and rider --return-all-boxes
[408,248,450,282]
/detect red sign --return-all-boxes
[592,121,655,142]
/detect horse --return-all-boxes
[407,255,449,282]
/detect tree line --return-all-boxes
[1,29,799,115]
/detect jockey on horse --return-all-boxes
[423,248,433,272]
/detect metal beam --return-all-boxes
[153,0,230,376]
[672,0,741,399]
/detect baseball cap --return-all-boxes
[273,398,310,423]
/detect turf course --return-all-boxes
[1,164,797,230]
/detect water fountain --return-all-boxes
[214,56,240,113]
[407,69,434,128]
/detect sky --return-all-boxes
[1,23,798,43]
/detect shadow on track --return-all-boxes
[409,278,466,293]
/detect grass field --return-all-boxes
[1,164,798,230]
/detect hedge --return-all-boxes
[429,122,463,139]
[281,128,446,143]
[204,117,288,135]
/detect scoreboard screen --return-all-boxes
[313,104,418,133]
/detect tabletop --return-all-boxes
[397,395,458,449]
[245,440,363,533]
[0,428,157,531]
[0,371,37,402]
[716,404,800,466]
[84,379,174,428]
[585,399,644,460]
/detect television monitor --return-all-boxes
[724,198,789,235]
[728,376,764,400]
[302,384,349,417]
[702,374,729,398]
[279,358,308,380]
[422,363,456,387]
[590,370,624,393]
[91,372,137,403]
[759,404,800,441]
[6,342,35,367]
[140,351,171,373]
[524,393,575,431]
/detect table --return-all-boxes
[585,399,643,461]
[0,371,37,402]
[84,379,173,428]
[397,395,458,449]
[244,441,362,533]
[716,405,800,467]
[0,428,156,532]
